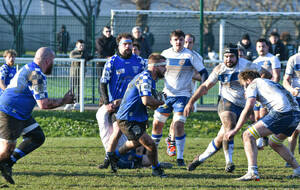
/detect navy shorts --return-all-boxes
[261,110,300,136]
[156,96,189,114]
[217,97,243,122]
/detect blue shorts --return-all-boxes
[253,102,262,111]
[260,110,300,136]
[296,98,300,106]
[217,97,243,122]
[117,149,136,169]
[156,96,189,114]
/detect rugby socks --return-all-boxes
[223,140,234,164]
[248,165,259,174]
[175,134,186,160]
[115,149,122,158]
[152,162,161,169]
[256,138,263,148]
[6,148,26,167]
[199,139,220,162]
[294,167,300,175]
[151,133,162,147]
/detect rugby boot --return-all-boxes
[187,155,202,171]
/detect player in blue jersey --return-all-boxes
[225,70,300,181]
[0,49,17,96]
[151,30,208,167]
[185,44,272,173]
[0,47,75,184]
[98,33,147,170]
[107,54,167,177]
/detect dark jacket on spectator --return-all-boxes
[96,35,117,58]
[133,37,152,59]
[268,40,287,61]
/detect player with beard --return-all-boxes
[98,33,147,171]
[109,54,168,177]
[0,47,75,184]
[185,43,272,173]
[252,38,281,149]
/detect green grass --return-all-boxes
[4,137,300,189]
[1,110,298,189]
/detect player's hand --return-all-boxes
[225,129,237,141]
[292,87,300,97]
[105,102,115,112]
[63,90,75,104]
[184,103,194,117]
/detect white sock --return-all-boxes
[175,134,186,159]
[224,140,234,164]
[256,137,263,147]
[151,133,162,147]
[199,139,220,162]
[294,167,300,175]
[248,165,258,174]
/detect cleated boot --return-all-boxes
[187,155,202,171]
[236,171,260,181]
[107,152,119,173]
[177,159,186,167]
[97,157,110,169]
[225,162,235,173]
[0,162,14,184]
[152,166,167,178]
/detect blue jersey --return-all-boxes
[0,64,16,96]
[0,61,48,120]
[100,54,147,102]
[116,70,155,122]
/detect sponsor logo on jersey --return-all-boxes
[179,59,185,65]
[116,68,125,74]
[132,66,140,74]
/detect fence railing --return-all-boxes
[0,57,287,112]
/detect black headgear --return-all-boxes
[223,43,239,59]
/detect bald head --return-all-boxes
[34,47,55,74]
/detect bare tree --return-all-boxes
[287,0,300,43]
[43,0,102,51]
[157,0,235,33]
[0,0,30,56]
[228,0,288,38]
[120,0,151,29]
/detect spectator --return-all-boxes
[96,26,117,66]
[56,25,70,54]
[0,49,17,96]
[142,26,155,47]
[132,42,141,56]
[65,40,93,110]
[237,33,258,61]
[280,32,297,60]
[203,27,215,59]
[132,26,152,59]
[268,32,287,61]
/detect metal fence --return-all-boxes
[0,57,288,112]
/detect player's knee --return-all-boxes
[173,114,186,123]
[245,126,261,140]
[27,127,46,147]
[269,134,284,149]
[153,111,168,124]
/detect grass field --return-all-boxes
[3,137,300,189]
[1,110,299,189]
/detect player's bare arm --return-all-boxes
[184,80,215,117]
[36,90,75,109]
[283,74,300,97]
